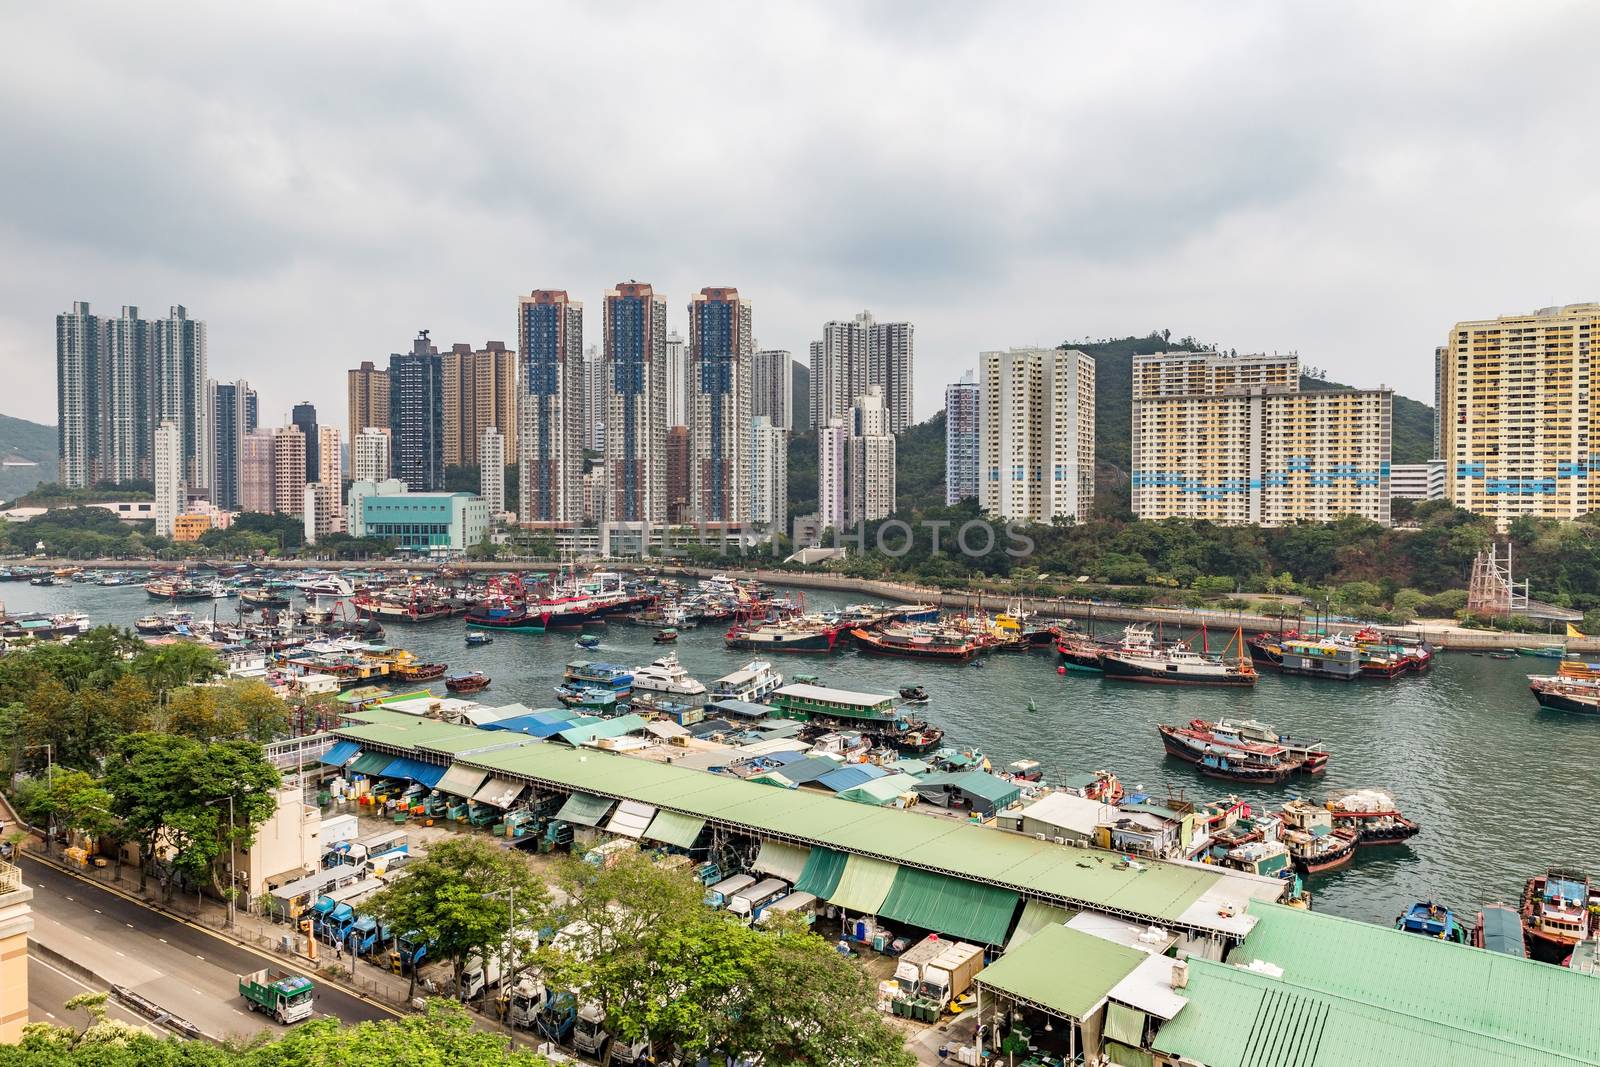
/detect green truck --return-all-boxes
[238,967,315,1024]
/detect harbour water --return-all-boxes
[7,579,1597,928]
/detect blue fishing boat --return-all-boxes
[553,684,622,712]
[563,661,634,691]
[1395,901,1468,943]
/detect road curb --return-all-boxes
[20,849,404,1021]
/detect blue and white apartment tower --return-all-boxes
[688,286,753,526]
[603,282,669,524]
[517,290,584,524]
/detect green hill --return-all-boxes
[791,334,1435,517]
[0,412,57,503]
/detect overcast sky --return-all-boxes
[4,2,1598,429]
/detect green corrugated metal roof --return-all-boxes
[916,770,1022,808]
[643,809,705,850]
[349,751,395,775]
[1220,901,1600,1064]
[331,709,1274,935]
[836,773,920,806]
[1008,898,1076,949]
[1153,956,1597,1067]
[556,713,648,747]
[878,866,1019,945]
[418,732,538,756]
[829,854,898,914]
[975,924,1146,1021]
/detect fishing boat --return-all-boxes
[1279,799,1359,874]
[1101,625,1257,687]
[444,670,490,694]
[770,682,945,755]
[392,659,448,682]
[563,661,634,691]
[134,608,194,635]
[1473,905,1527,957]
[631,652,707,703]
[708,661,784,703]
[28,574,58,587]
[1157,723,1310,783]
[1193,718,1329,774]
[241,588,292,609]
[1058,769,1124,804]
[1395,901,1469,943]
[1325,788,1420,845]
[899,685,930,704]
[849,623,990,662]
[465,632,493,646]
[724,618,848,653]
[1054,634,1108,673]
[353,590,457,623]
[1518,645,1568,658]
[553,684,623,712]
[576,634,602,650]
[1520,868,1597,963]
[1003,759,1044,783]
[1527,674,1600,714]
[654,627,679,644]
[1273,634,1364,680]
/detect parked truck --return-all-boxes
[728,878,788,922]
[574,1002,651,1064]
[918,942,984,1012]
[238,968,315,1024]
[459,951,504,1001]
[536,989,578,1045]
[893,935,951,997]
[507,976,547,1030]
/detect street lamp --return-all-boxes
[205,795,237,928]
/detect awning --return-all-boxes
[435,764,488,799]
[643,809,705,850]
[827,854,898,915]
[794,847,848,898]
[472,776,525,808]
[605,800,657,839]
[974,924,1146,1022]
[349,752,393,776]
[753,841,811,884]
[320,740,361,767]
[379,757,447,789]
[557,791,616,827]
[878,866,1019,946]
[1008,899,1077,950]
[1105,1001,1146,1046]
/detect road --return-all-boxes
[29,953,154,1030]
[19,854,396,1039]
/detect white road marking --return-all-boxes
[126,923,134,928]
[158,937,166,943]
[93,909,100,914]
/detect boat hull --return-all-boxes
[1103,655,1256,686]
[849,628,981,662]
[1160,733,1298,783]
[725,628,843,653]
[1531,686,1600,715]
[1292,833,1358,874]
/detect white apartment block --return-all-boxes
[945,371,980,504]
[352,428,391,483]
[809,311,914,432]
[980,347,1096,523]
[153,420,183,537]
[748,415,788,533]
[752,349,793,430]
[1130,351,1391,526]
[302,481,345,544]
[664,331,689,429]
[1390,460,1446,502]
[844,387,896,525]
[817,420,848,531]
[480,427,505,516]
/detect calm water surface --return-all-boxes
[8,580,1597,926]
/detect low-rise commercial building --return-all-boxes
[1390,460,1446,502]
[355,490,489,554]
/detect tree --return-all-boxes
[13,768,118,846]
[364,837,549,1000]
[540,853,913,1066]
[131,643,224,705]
[166,681,290,743]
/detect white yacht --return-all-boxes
[709,660,784,703]
[630,652,708,703]
[301,574,355,598]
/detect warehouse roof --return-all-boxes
[335,710,1282,936]
[975,923,1147,1021]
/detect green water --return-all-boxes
[10,580,1596,927]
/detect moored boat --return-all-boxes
[444,670,490,694]
[1101,625,1257,687]
[1395,901,1468,943]
[1521,868,1597,964]
[708,660,783,703]
[770,682,944,754]
[1279,799,1359,874]
[1193,717,1329,774]
[631,652,707,703]
[1325,788,1420,845]
[724,619,847,653]
[563,661,634,691]
[553,684,623,712]
[465,632,493,646]
[1157,723,1309,783]
[1528,674,1600,715]
[849,623,990,662]
[1054,634,1109,673]
[1473,904,1527,957]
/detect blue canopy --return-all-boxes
[379,757,447,789]
[817,763,889,793]
[484,713,587,738]
[320,740,361,767]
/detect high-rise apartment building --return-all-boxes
[1391,460,1446,501]
[480,427,505,517]
[808,311,914,432]
[981,347,1096,524]
[208,380,258,511]
[1433,345,1447,462]
[688,287,753,525]
[748,415,788,533]
[389,331,444,492]
[240,429,276,513]
[603,282,669,524]
[944,370,980,505]
[791,359,811,431]
[272,427,308,516]
[291,402,319,483]
[1130,350,1389,526]
[316,426,341,486]
[352,428,391,483]
[152,306,209,494]
[102,305,155,483]
[817,420,847,532]
[56,301,101,488]
[1439,303,1600,525]
[581,344,606,451]
[442,341,517,467]
[348,360,390,447]
[666,425,691,524]
[846,387,896,524]
[517,290,584,524]
[664,330,689,429]
[752,349,792,430]
[153,420,183,537]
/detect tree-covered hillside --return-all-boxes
[0,411,57,502]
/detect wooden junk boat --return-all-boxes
[444,670,491,694]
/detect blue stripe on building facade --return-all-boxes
[610,296,646,520]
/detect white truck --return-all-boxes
[704,873,756,909]
[458,951,503,1001]
[727,877,788,922]
[508,975,546,1030]
[756,890,817,926]
[918,942,984,1012]
[892,935,951,997]
[573,1002,651,1064]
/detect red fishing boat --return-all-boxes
[1520,868,1597,964]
